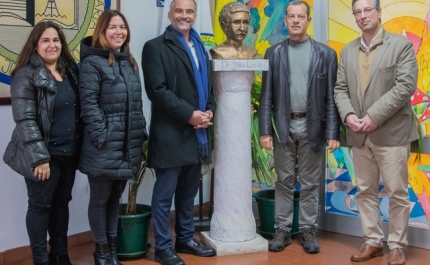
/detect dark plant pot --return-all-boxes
[117,204,151,259]
[253,189,300,237]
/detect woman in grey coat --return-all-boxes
[78,10,147,265]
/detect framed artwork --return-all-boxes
[0,0,120,105]
[157,0,164,7]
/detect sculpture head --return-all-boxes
[218,2,250,43]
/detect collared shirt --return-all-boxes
[188,40,200,69]
[360,27,383,52]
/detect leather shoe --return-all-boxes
[388,248,406,265]
[351,243,384,262]
[175,238,216,257]
[154,248,185,265]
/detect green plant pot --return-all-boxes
[253,189,300,237]
[117,204,151,259]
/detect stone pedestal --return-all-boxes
[201,60,268,255]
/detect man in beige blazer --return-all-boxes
[334,0,418,264]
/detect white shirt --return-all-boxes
[361,27,383,52]
[188,40,199,69]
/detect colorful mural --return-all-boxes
[326,0,430,229]
[0,0,116,98]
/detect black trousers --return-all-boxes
[25,155,77,264]
[87,177,127,244]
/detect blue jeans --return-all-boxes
[87,177,127,244]
[152,164,201,250]
[25,155,77,264]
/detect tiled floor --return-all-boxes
[12,227,430,265]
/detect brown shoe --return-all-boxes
[351,243,384,262]
[388,248,405,265]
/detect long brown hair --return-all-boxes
[91,10,137,70]
[11,21,77,77]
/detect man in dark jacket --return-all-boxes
[141,0,216,265]
[259,0,339,254]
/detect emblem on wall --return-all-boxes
[0,0,116,100]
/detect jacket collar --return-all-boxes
[164,26,193,74]
[30,54,56,93]
[279,36,321,89]
[80,36,129,62]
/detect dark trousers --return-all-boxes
[25,155,77,264]
[152,163,201,250]
[87,177,127,244]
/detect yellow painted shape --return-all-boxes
[382,2,429,24]
[408,154,430,198]
[328,19,360,45]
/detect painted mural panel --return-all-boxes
[327,0,430,229]
[212,0,313,192]
[0,0,117,99]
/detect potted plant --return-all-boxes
[117,141,154,259]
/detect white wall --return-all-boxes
[0,0,213,252]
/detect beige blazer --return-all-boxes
[334,30,418,147]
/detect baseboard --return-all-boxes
[0,231,93,265]
[0,202,212,265]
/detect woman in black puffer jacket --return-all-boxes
[78,10,148,265]
[3,21,81,265]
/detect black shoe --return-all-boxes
[154,248,185,265]
[175,238,216,257]
[108,237,123,265]
[301,228,320,254]
[48,254,73,265]
[94,243,113,265]
[269,227,291,252]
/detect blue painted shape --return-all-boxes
[330,190,357,215]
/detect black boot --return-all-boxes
[48,253,73,265]
[108,237,123,265]
[94,243,112,265]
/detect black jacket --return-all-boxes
[3,54,81,180]
[78,36,148,179]
[141,27,216,168]
[259,38,339,152]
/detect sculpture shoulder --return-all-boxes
[210,44,257,59]
[241,45,257,55]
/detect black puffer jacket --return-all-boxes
[78,36,147,179]
[3,54,81,179]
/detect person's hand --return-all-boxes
[34,162,50,181]
[359,115,377,132]
[326,139,340,153]
[260,135,274,150]
[345,113,363,132]
[189,110,213,129]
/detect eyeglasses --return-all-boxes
[352,7,377,17]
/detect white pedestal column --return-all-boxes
[201,60,268,256]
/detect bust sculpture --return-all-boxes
[210,2,257,59]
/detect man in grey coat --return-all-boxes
[334,1,418,264]
[259,0,339,254]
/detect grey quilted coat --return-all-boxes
[78,36,148,179]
